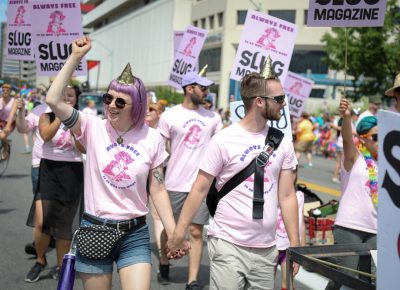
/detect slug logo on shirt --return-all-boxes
[55,130,74,150]
[102,150,136,189]
[182,119,206,149]
[243,174,274,195]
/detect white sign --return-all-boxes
[377,110,400,290]
[229,97,292,140]
[284,72,314,118]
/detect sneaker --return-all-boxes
[332,177,340,184]
[185,280,200,290]
[157,264,170,285]
[25,261,47,283]
[52,266,61,280]
[24,242,37,256]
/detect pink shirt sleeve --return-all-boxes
[75,112,94,148]
[25,113,37,131]
[151,133,169,170]
[282,138,297,170]
[199,138,224,177]
[157,113,170,139]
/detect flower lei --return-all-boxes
[358,144,378,208]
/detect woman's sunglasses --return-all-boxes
[102,93,130,109]
[361,133,378,142]
[260,95,286,104]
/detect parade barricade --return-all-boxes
[286,243,376,290]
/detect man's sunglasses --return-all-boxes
[102,93,130,109]
[191,84,208,92]
[260,95,285,104]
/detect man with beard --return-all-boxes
[167,62,300,290]
[0,84,16,159]
[157,71,223,289]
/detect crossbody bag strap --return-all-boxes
[253,127,284,219]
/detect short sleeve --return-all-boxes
[282,137,298,170]
[25,113,37,131]
[75,112,91,147]
[151,132,169,169]
[213,116,223,135]
[199,137,223,177]
[157,113,170,139]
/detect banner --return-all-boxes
[6,0,34,60]
[29,0,87,76]
[173,30,184,59]
[307,0,387,27]
[230,10,298,84]
[229,97,292,140]
[377,110,400,290]
[284,72,314,118]
[168,26,208,89]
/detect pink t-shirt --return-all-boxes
[201,123,298,248]
[0,97,15,123]
[158,104,223,192]
[335,153,377,234]
[82,107,97,116]
[25,104,47,166]
[41,112,83,162]
[276,190,304,250]
[77,113,168,220]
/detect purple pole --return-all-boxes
[56,253,76,290]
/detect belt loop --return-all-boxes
[128,220,131,230]
[117,222,120,231]
[102,218,107,226]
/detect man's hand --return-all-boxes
[72,36,91,59]
[292,261,300,276]
[339,98,352,118]
[166,237,190,259]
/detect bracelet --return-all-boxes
[62,108,79,129]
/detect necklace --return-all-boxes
[358,144,378,208]
[110,123,134,144]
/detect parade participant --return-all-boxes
[167,57,300,290]
[294,112,315,168]
[25,84,84,283]
[325,99,377,290]
[157,70,222,289]
[0,84,16,158]
[45,36,184,290]
[275,168,306,290]
[82,98,98,116]
[357,95,381,124]
[385,73,400,113]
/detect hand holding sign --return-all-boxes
[72,36,91,60]
[339,98,352,118]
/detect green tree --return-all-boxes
[153,86,184,105]
[321,0,400,100]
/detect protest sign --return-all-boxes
[168,26,208,89]
[307,0,387,27]
[173,30,184,59]
[284,72,314,118]
[377,110,400,290]
[229,97,292,140]
[6,0,34,60]
[29,0,87,76]
[230,10,297,84]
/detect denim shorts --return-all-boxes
[75,215,151,274]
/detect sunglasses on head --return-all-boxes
[260,95,285,104]
[102,93,130,109]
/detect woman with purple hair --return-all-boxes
[45,36,187,290]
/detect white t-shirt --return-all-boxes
[201,123,297,248]
[76,113,168,220]
[158,104,223,192]
[82,107,98,116]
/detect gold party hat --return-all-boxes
[198,64,208,77]
[260,55,274,79]
[117,63,136,85]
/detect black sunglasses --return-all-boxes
[371,134,378,142]
[260,95,285,104]
[102,93,130,109]
[191,84,208,92]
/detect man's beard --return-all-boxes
[262,105,281,121]
[191,94,204,106]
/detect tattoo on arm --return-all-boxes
[153,167,164,185]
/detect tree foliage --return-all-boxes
[321,0,400,100]
[153,86,184,105]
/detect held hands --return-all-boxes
[71,36,91,60]
[166,236,191,260]
[339,98,352,118]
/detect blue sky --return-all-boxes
[0,0,6,23]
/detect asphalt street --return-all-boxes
[0,133,339,290]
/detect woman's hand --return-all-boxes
[339,98,352,118]
[71,36,91,60]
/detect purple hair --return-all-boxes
[107,77,147,129]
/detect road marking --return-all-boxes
[297,179,341,197]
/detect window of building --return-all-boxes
[310,88,325,99]
[199,47,222,72]
[209,15,214,29]
[193,20,198,27]
[217,12,223,27]
[268,10,296,24]
[201,18,206,29]
[304,10,308,25]
[237,10,247,25]
[289,50,328,75]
